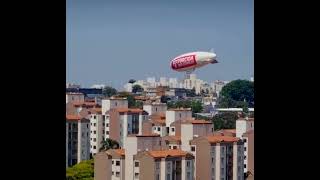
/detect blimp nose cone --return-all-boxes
[209,53,218,63]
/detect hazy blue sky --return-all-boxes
[66,0,253,89]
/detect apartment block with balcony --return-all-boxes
[109,108,149,147]
[134,149,194,180]
[190,136,244,180]
[90,113,105,156]
[66,115,90,167]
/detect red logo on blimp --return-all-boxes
[171,55,196,69]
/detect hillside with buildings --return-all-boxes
[66,78,254,180]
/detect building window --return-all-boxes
[135,161,139,167]
[94,115,96,119]
[179,113,181,118]
[158,127,160,131]
[169,146,171,149]
[187,172,191,179]
[94,123,96,127]
[102,130,105,134]
[116,172,120,177]
[191,146,195,152]
[112,171,114,175]
[244,139,247,143]
[156,162,160,169]
[106,131,109,135]
[94,131,96,134]
[167,174,170,180]
[135,173,139,178]
[154,127,157,130]
[91,131,92,133]
[186,161,190,167]
[221,157,224,163]
[244,156,247,160]
[93,138,96,142]
[93,146,96,149]
[244,164,246,168]
[171,128,175,132]
[103,123,105,126]
[244,147,247,151]
[156,107,158,111]
[156,174,160,180]
[112,160,114,165]
[173,146,177,149]
[116,161,120,166]
[87,132,89,137]
[87,124,89,128]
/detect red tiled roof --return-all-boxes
[114,149,125,156]
[115,108,144,113]
[206,136,240,143]
[148,149,188,158]
[66,114,81,120]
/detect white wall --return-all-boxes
[181,124,193,151]
[102,99,128,115]
[90,114,104,155]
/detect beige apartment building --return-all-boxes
[190,136,244,180]
[95,149,194,180]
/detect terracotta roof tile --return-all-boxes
[148,149,188,158]
[66,114,81,120]
[206,136,240,143]
[114,149,125,156]
[115,108,144,113]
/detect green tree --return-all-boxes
[102,86,117,97]
[212,112,238,130]
[218,80,254,108]
[167,100,203,116]
[66,159,94,180]
[99,138,120,152]
[132,84,144,93]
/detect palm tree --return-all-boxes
[99,138,120,152]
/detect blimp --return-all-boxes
[170,51,218,73]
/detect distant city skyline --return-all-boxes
[67,0,254,89]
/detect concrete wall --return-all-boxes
[94,152,112,180]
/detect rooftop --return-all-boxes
[115,108,144,113]
[167,108,192,111]
[66,114,81,121]
[148,149,189,158]
[205,136,240,143]
[114,149,125,156]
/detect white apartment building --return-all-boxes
[109,108,149,147]
[66,92,85,104]
[236,117,254,173]
[90,113,108,155]
[101,97,128,115]
[165,108,193,133]
[66,115,90,167]
[143,102,167,116]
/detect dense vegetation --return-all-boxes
[66,159,94,180]
[217,79,254,108]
